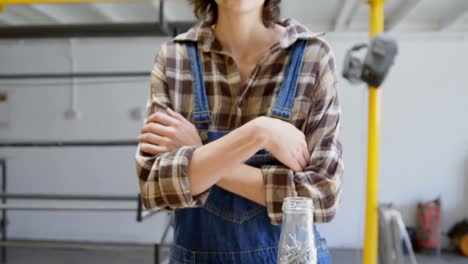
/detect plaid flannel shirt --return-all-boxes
[135,18,343,224]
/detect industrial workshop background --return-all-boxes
[0,0,468,264]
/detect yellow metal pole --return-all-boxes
[363,1,384,264]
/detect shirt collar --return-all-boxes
[173,18,325,53]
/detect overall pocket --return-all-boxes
[203,186,266,223]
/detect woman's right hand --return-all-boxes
[252,116,309,172]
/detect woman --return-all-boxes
[135,0,343,263]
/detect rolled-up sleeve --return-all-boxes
[135,44,209,211]
[262,42,343,224]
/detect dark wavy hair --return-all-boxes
[188,0,281,28]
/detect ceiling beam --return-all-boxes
[0,22,196,38]
[0,14,21,25]
[87,3,117,22]
[28,4,111,24]
[439,3,468,31]
[28,4,67,23]
[18,4,62,23]
[385,0,421,31]
[334,0,361,32]
[0,6,30,24]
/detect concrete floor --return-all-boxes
[2,246,467,264]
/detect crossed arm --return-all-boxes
[138,109,309,206]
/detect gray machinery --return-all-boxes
[343,36,417,264]
[342,34,398,87]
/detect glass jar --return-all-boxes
[278,197,317,264]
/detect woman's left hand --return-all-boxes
[138,108,203,156]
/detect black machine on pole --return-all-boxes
[342,34,398,87]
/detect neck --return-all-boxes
[214,6,269,55]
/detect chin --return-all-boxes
[216,0,265,14]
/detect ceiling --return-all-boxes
[0,0,467,35]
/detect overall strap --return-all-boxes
[271,39,309,121]
[186,42,211,130]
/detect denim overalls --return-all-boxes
[169,40,332,264]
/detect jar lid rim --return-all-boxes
[282,197,314,211]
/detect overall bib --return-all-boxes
[169,40,332,264]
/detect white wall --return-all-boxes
[0,33,467,248]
